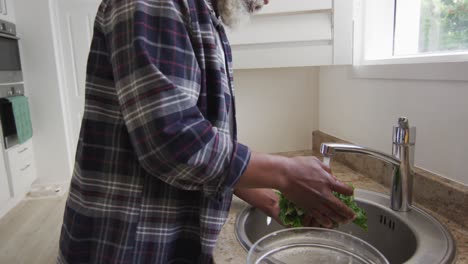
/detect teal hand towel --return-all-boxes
[7,96,33,144]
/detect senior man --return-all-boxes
[58,0,355,263]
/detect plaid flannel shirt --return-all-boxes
[58,0,251,263]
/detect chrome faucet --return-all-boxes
[320,117,416,212]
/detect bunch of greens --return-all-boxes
[278,192,306,228]
[277,187,368,231]
[332,191,368,231]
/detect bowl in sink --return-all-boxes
[235,189,456,264]
[247,227,389,264]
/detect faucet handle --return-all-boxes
[393,117,416,145]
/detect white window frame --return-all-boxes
[351,0,468,81]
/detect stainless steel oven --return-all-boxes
[0,19,22,83]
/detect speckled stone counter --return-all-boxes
[213,157,468,264]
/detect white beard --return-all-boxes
[216,0,265,29]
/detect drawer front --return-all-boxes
[12,158,35,197]
[7,139,34,169]
[18,158,35,184]
[17,156,34,176]
[6,139,36,197]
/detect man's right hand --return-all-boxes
[280,156,355,227]
[235,153,355,228]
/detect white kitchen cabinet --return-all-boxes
[0,144,11,208]
[0,0,16,23]
[5,139,37,198]
[227,0,354,69]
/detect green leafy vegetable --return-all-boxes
[332,190,368,231]
[277,187,368,231]
[278,192,305,228]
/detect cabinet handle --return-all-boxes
[18,147,28,154]
[20,164,31,171]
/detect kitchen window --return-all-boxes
[353,0,468,81]
[394,0,468,56]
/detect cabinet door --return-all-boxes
[227,0,353,69]
[228,13,332,46]
[5,139,36,197]
[0,0,16,23]
[54,0,100,156]
[228,1,334,69]
[259,0,332,15]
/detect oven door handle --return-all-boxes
[0,32,19,40]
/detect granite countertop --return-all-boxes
[213,159,468,264]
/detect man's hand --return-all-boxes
[234,188,321,227]
[280,156,355,228]
[234,188,280,222]
[235,153,355,228]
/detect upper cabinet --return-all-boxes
[227,0,354,69]
[0,0,15,22]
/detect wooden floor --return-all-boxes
[0,195,67,264]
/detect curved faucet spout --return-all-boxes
[320,143,400,167]
[319,116,415,213]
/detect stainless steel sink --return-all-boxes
[235,189,456,264]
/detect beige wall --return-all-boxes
[234,67,319,153]
[319,66,468,186]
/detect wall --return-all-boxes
[14,0,71,186]
[234,67,319,153]
[319,66,468,186]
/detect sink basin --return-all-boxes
[235,189,456,264]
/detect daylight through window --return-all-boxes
[395,0,468,56]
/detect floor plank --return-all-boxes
[0,196,67,264]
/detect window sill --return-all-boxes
[351,54,468,82]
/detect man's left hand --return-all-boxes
[234,188,321,227]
